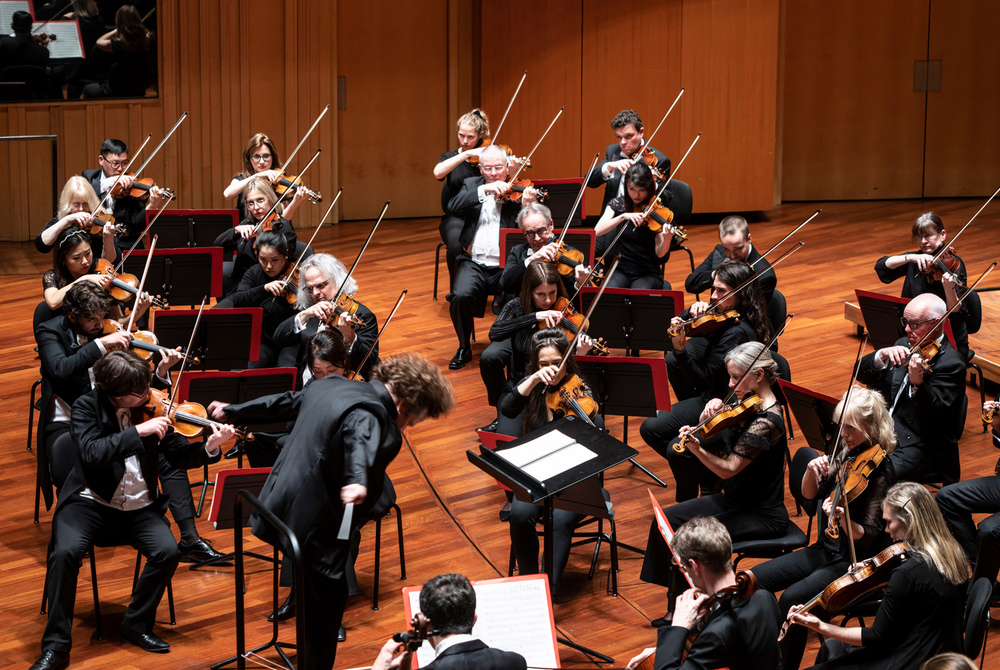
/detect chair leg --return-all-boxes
[34,477,41,524]
[433,242,445,300]
[392,503,405,579]
[28,378,41,451]
[784,403,795,441]
[167,578,176,625]
[609,520,619,597]
[89,552,102,641]
[372,515,382,611]
[193,463,211,517]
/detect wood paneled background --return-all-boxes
[1,0,997,242]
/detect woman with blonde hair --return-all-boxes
[34,176,115,263]
[791,481,969,669]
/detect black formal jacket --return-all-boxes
[81,168,148,244]
[672,315,757,402]
[61,389,219,513]
[0,34,49,67]
[499,241,580,296]
[685,244,776,304]
[250,376,400,579]
[226,264,298,343]
[272,301,379,386]
[424,640,527,670]
[446,176,522,252]
[653,589,780,670]
[437,149,481,213]
[857,336,966,484]
[212,216,298,296]
[585,142,670,214]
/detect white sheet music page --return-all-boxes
[31,20,84,59]
[1,1,32,29]
[497,429,597,482]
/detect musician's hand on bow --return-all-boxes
[574,264,590,289]
[627,648,655,670]
[371,639,411,670]
[534,364,561,387]
[234,224,256,240]
[699,399,724,422]
[341,483,367,505]
[689,301,711,318]
[532,243,560,263]
[907,253,935,273]
[264,279,286,296]
[606,158,632,176]
[136,416,171,440]
[620,211,645,229]
[482,181,511,197]
[673,588,709,630]
[303,300,336,324]
[807,454,830,483]
[576,332,594,355]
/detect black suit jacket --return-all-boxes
[499,241,580,296]
[446,176,523,252]
[424,640,527,670]
[685,243,776,304]
[272,302,379,386]
[81,167,148,244]
[857,336,966,483]
[654,589,780,670]
[586,142,670,214]
[0,34,49,67]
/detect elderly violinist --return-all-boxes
[856,293,966,485]
[627,517,780,670]
[585,109,670,214]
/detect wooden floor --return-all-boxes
[2,198,999,669]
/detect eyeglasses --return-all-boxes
[305,279,330,293]
[523,228,550,239]
[251,153,272,162]
[900,317,935,329]
[102,158,128,168]
[480,164,505,173]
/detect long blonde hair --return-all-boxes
[884,482,969,585]
[57,176,99,219]
[834,386,897,456]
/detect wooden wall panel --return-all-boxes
[782,1,929,201]
[924,0,1000,197]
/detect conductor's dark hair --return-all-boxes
[94,350,151,398]
[11,10,32,33]
[419,573,476,636]
[611,109,642,131]
[100,139,128,157]
[63,280,110,320]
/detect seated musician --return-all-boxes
[0,11,49,68]
[213,177,303,296]
[272,252,380,385]
[627,517,780,670]
[434,109,491,290]
[936,398,1000,604]
[444,144,538,370]
[685,216,776,303]
[29,350,234,670]
[640,342,788,588]
[585,108,670,214]
[593,162,674,289]
[856,293,966,484]
[640,259,771,501]
[498,328,601,598]
[223,132,291,219]
[498,203,588,298]
[874,211,980,361]
[82,5,155,99]
[214,230,298,369]
[789,482,968,669]
[750,387,897,670]
[35,176,117,265]
[371,573,527,670]
[81,138,169,244]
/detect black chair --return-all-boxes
[771,350,796,446]
[369,477,405,611]
[767,289,788,353]
[0,65,51,100]
[293,241,315,263]
[965,577,992,668]
[433,241,447,300]
[663,180,696,279]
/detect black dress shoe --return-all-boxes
[30,650,69,670]
[179,537,228,564]
[268,592,296,622]
[477,418,499,433]
[449,347,472,370]
[338,624,346,642]
[224,443,242,459]
[120,624,170,653]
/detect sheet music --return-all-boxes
[498,429,597,481]
[1,1,32,29]
[31,20,84,59]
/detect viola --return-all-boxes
[669,308,740,338]
[271,174,323,203]
[102,320,200,366]
[110,174,174,202]
[549,242,585,278]
[641,198,688,241]
[93,258,167,309]
[552,297,609,356]
[498,177,548,204]
[545,374,598,423]
[778,542,910,641]
[824,443,887,539]
[673,393,764,454]
[140,387,253,442]
[322,293,366,328]
[922,246,965,286]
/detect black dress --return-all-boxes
[595,196,668,289]
[221,264,298,369]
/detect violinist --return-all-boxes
[434,109,491,289]
[640,259,771,501]
[685,216,776,303]
[81,138,169,244]
[585,109,670,214]
[593,162,674,289]
[223,133,295,220]
[272,253,380,385]
[30,350,235,670]
[789,482,968,670]
[936,398,1000,603]
[35,176,117,265]
[626,517,779,670]
[750,387,897,670]
[0,11,49,69]
[499,203,588,298]
[214,230,298,369]
[874,212,980,360]
[640,342,789,588]
[213,176,303,295]
[498,329,602,598]
[856,293,966,485]
[83,4,155,99]
[444,144,538,370]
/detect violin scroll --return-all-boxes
[392,612,434,652]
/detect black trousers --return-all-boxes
[41,494,179,654]
[450,255,502,349]
[603,270,667,290]
[937,475,1000,586]
[439,214,465,289]
[509,498,584,597]
[665,337,711,401]
[480,339,513,407]
[301,569,349,670]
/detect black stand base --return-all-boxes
[557,635,614,664]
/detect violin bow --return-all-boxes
[637,132,701,220]
[276,105,330,181]
[31,1,72,34]
[250,148,321,235]
[751,209,821,270]
[114,192,177,272]
[906,261,997,356]
[332,200,390,303]
[166,297,207,417]
[708,242,804,313]
[123,235,158,334]
[488,70,527,148]
[554,258,620,379]
[89,133,151,225]
[275,187,343,297]
[554,153,601,249]
[632,87,685,161]
[928,182,1000,271]
[131,112,188,180]
[506,107,564,184]
[717,314,792,409]
[351,289,407,378]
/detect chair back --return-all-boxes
[965,577,992,662]
[767,289,788,349]
[789,447,820,520]
[663,180,693,221]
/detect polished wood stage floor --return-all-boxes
[1,198,998,669]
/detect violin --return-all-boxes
[984,400,999,434]
[110,175,174,202]
[922,246,965,287]
[668,308,740,338]
[545,374,598,423]
[673,393,764,454]
[498,177,548,204]
[549,242,585,278]
[140,387,253,442]
[641,197,688,241]
[824,443,887,539]
[778,542,910,641]
[468,141,531,168]
[88,210,128,237]
[32,32,56,47]
[274,263,300,306]
[630,145,667,182]
[552,297,610,356]
[93,258,168,309]
[913,339,942,374]
[102,320,200,366]
[270,174,322,203]
[322,293,366,328]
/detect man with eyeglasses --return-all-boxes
[685,215,775,304]
[586,109,670,214]
[444,144,539,370]
[857,293,966,484]
[81,138,170,245]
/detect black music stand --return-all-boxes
[144,208,239,248]
[580,288,684,352]
[151,308,262,371]
[123,247,225,305]
[533,178,587,226]
[777,380,838,455]
[577,355,671,487]
[467,417,635,664]
[499,227,597,268]
[855,289,957,351]
[202,468,275,566]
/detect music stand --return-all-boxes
[532,177,587,225]
[576,355,671,487]
[202,468,275,566]
[855,289,957,351]
[499,227,597,267]
[580,287,684,352]
[777,380,838,455]
[144,208,239,248]
[123,247,225,305]
[151,308,262,371]
[467,417,635,664]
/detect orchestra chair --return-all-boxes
[770,350,797,448]
[368,475,405,611]
[0,65,51,100]
[662,179,696,279]
[767,289,788,354]
[965,577,992,669]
